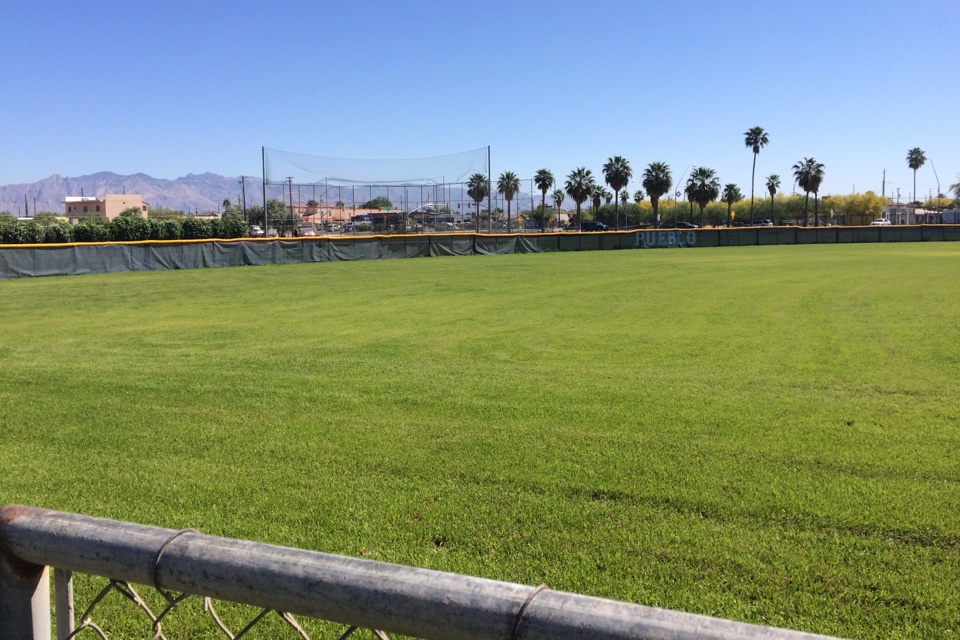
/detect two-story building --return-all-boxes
[64,194,149,222]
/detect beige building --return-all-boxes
[64,194,149,222]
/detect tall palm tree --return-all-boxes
[534,169,555,232]
[685,167,721,227]
[765,174,781,222]
[744,126,769,223]
[633,190,644,204]
[602,156,632,231]
[721,183,743,226]
[466,172,489,233]
[564,168,595,231]
[906,148,926,205]
[552,188,565,229]
[642,162,672,229]
[792,158,825,226]
[497,171,521,233]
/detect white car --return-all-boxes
[870,219,892,226]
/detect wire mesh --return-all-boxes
[59,574,392,640]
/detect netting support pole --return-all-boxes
[262,146,268,234]
[487,146,492,235]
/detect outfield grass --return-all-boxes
[1,243,959,638]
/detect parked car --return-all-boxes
[754,219,774,227]
[249,225,264,237]
[870,219,892,226]
[673,221,699,229]
[581,221,609,231]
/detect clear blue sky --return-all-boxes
[2,0,957,201]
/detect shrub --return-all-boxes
[73,221,111,243]
[20,221,46,244]
[0,220,26,244]
[208,218,225,239]
[149,219,182,240]
[110,215,151,241]
[181,217,211,239]
[221,218,248,238]
[43,222,74,243]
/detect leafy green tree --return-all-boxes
[766,174,781,221]
[359,196,393,210]
[793,158,826,226]
[467,173,489,232]
[564,168,595,231]
[32,211,59,225]
[148,207,185,220]
[149,219,182,240]
[533,169,555,232]
[906,148,926,204]
[20,221,45,244]
[642,162,672,229]
[497,171,521,232]
[744,126,769,223]
[722,183,743,226]
[0,211,14,222]
[119,207,145,218]
[685,167,721,228]
[602,156,632,231]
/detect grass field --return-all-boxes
[1,243,959,638]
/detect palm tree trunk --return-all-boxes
[541,191,546,232]
[727,202,732,226]
[653,198,659,229]
[699,205,705,228]
[770,194,775,223]
[750,152,757,223]
[613,189,620,231]
[507,200,511,233]
[814,193,819,227]
[803,193,809,226]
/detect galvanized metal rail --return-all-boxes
[0,505,844,639]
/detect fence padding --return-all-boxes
[1,226,958,279]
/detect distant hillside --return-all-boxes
[0,172,264,216]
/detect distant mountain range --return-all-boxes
[0,172,263,217]
[0,171,543,218]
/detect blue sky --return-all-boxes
[2,0,957,201]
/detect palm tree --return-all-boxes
[744,126,769,223]
[552,188,565,229]
[602,156,632,231]
[564,168,595,231]
[906,148,926,205]
[792,158,825,226]
[633,190,644,204]
[642,162,672,229]
[685,167,721,227]
[497,171,521,233]
[534,169,555,232]
[466,172,489,233]
[765,174,781,222]
[721,183,743,226]
[591,185,604,221]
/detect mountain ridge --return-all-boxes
[0,172,261,216]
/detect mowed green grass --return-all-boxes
[1,243,959,639]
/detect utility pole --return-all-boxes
[24,194,28,218]
[239,176,247,222]
[882,169,886,199]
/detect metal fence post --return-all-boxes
[54,568,74,640]
[0,550,51,640]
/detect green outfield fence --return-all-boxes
[2,225,959,279]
